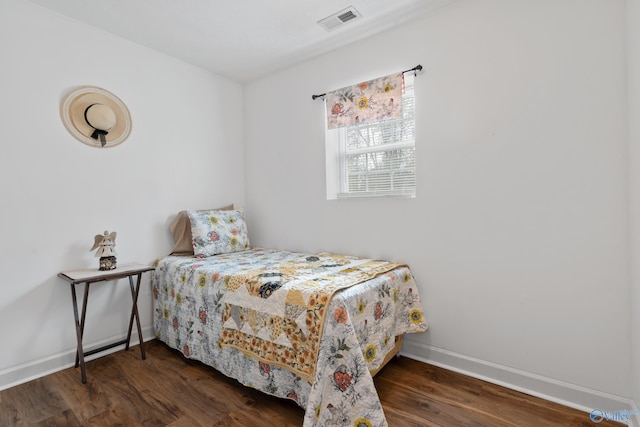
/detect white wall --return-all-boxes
[0,0,245,388]
[629,0,640,419]
[245,0,634,411]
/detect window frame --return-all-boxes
[327,75,416,200]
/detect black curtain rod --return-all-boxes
[312,64,422,100]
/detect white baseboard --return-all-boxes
[401,339,639,426]
[0,327,155,392]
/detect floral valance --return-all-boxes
[325,72,404,129]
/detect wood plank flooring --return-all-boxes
[0,340,618,426]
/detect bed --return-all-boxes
[152,208,428,427]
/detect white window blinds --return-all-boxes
[337,74,415,198]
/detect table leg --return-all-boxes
[70,283,88,384]
[126,274,146,359]
[74,283,91,366]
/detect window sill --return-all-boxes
[335,191,415,200]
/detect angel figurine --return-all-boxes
[91,230,117,270]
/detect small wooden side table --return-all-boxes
[58,262,154,383]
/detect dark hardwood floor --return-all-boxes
[0,340,617,426]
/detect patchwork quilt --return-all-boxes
[153,248,428,427]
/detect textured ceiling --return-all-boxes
[26,0,453,82]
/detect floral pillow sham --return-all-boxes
[188,209,250,257]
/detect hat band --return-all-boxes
[90,129,109,147]
[84,104,110,147]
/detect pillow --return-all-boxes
[169,204,233,255]
[188,208,250,257]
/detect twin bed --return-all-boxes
[152,208,428,427]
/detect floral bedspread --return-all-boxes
[153,248,428,427]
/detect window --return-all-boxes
[326,74,415,199]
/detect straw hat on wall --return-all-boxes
[60,86,132,148]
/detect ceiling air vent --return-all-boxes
[318,6,362,31]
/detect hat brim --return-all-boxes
[60,86,132,148]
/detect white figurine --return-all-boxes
[91,230,117,270]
